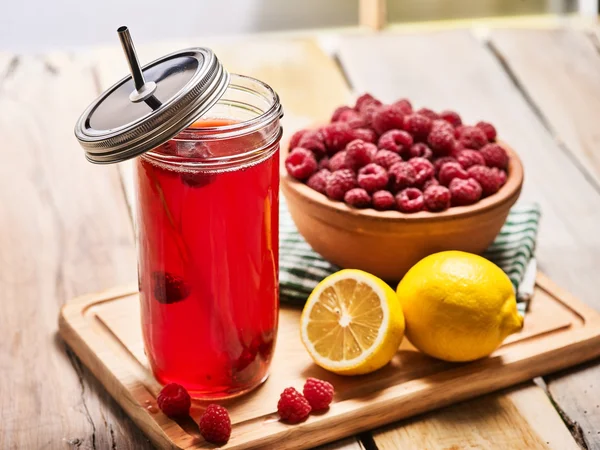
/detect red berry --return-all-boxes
[355,93,382,112]
[393,98,413,114]
[152,272,190,304]
[454,125,466,139]
[408,157,435,187]
[458,126,488,150]
[286,147,318,180]
[372,190,396,210]
[416,107,439,120]
[497,168,508,185]
[456,149,486,169]
[331,106,353,122]
[297,130,327,158]
[424,185,451,212]
[157,383,191,417]
[372,104,406,135]
[358,163,389,193]
[303,378,334,411]
[467,165,504,197]
[431,119,455,134]
[449,178,482,206]
[352,127,378,143]
[199,404,231,445]
[307,169,331,195]
[438,161,469,186]
[289,129,307,150]
[345,139,377,171]
[322,123,355,154]
[427,128,456,156]
[329,151,350,171]
[326,169,357,201]
[433,156,457,175]
[403,113,432,141]
[378,129,413,155]
[344,188,371,208]
[373,149,402,169]
[396,188,425,213]
[480,143,509,169]
[337,109,368,128]
[422,177,440,191]
[318,157,331,170]
[389,162,417,192]
[476,121,497,141]
[409,143,433,160]
[439,110,462,127]
[181,171,215,188]
[277,387,312,424]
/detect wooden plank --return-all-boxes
[359,0,386,30]
[0,52,151,448]
[488,28,600,450]
[336,29,600,449]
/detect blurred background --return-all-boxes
[0,0,592,52]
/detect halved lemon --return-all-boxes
[300,269,405,375]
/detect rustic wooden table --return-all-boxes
[1,23,600,449]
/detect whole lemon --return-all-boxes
[396,251,523,362]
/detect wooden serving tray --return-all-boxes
[59,273,600,450]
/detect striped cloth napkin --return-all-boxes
[279,198,541,314]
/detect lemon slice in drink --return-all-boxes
[300,269,405,375]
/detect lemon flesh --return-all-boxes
[396,251,524,362]
[301,269,405,375]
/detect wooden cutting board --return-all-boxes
[59,273,600,450]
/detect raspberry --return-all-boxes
[329,151,350,171]
[454,125,466,139]
[344,188,371,208]
[358,163,389,193]
[427,128,456,156]
[424,185,451,212]
[285,147,318,180]
[372,190,396,210]
[152,272,190,304]
[393,98,413,115]
[199,404,231,445]
[497,168,507,185]
[408,157,435,187]
[373,149,402,169]
[416,108,439,120]
[458,126,488,150]
[355,93,382,112]
[289,129,307,150]
[322,123,355,154]
[422,177,440,191]
[352,128,378,143]
[331,106,353,122]
[439,110,462,127]
[409,143,433,160]
[378,129,413,155]
[307,169,331,195]
[396,188,425,213]
[345,140,376,171]
[326,169,357,201]
[157,383,191,417]
[456,149,486,169]
[277,387,312,423]
[476,121,497,141]
[433,156,457,175]
[318,157,331,170]
[449,178,482,206]
[438,161,469,186]
[467,165,503,197]
[339,109,368,128]
[450,141,464,157]
[372,104,406,135]
[389,162,417,192]
[181,171,215,188]
[359,104,379,126]
[303,378,334,411]
[403,113,432,141]
[431,119,455,134]
[480,143,509,169]
[297,130,327,158]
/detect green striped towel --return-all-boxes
[279,198,541,313]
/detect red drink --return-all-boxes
[136,116,280,398]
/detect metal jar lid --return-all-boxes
[74,27,230,164]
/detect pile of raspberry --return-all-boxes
[284,94,509,212]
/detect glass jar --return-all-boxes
[135,75,282,399]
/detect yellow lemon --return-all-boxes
[301,269,405,375]
[396,251,523,362]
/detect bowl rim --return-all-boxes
[281,141,524,223]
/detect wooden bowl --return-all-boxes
[281,144,524,281]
